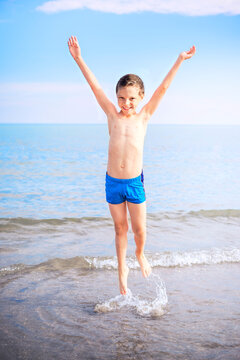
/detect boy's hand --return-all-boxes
[68,35,81,60]
[179,45,196,61]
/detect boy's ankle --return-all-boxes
[135,249,144,258]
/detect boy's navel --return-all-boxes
[120,161,125,168]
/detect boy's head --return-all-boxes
[116,74,144,116]
[116,74,145,97]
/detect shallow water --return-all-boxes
[1,124,240,359]
[1,263,240,360]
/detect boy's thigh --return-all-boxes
[108,201,128,227]
[127,201,146,232]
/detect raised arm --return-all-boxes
[142,45,196,117]
[68,36,116,116]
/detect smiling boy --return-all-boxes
[68,36,196,295]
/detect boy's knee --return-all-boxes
[114,221,128,236]
[133,226,145,238]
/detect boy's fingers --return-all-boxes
[68,36,78,47]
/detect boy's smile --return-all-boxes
[117,86,144,117]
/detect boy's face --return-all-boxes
[117,86,144,116]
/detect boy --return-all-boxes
[68,36,196,295]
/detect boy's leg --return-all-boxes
[108,201,129,295]
[127,201,151,277]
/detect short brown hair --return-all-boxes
[116,74,145,96]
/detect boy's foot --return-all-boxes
[136,252,152,278]
[118,266,129,295]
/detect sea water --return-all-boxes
[0,124,240,359]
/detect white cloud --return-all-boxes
[0,82,87,94]
[36,0,240,15]
[0,81,239,124]
[0,82,106,123]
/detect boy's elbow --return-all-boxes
[160,83,168,92]
[154,84,167,97]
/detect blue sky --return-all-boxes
[1,0,240,124]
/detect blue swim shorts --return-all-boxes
[105,170,146,204]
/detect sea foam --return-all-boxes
[87,247,240,270]
[1,247,240,277]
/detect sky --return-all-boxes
[0,0,240,124]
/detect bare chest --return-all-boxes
[110,119,146,141]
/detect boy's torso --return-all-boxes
[107,113,148,179]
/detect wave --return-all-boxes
[0,216,112,226]
[0,216,112,233]
[1,209,240,232]
[87,247,240,269]
[1,247,240,277]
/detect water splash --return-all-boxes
[95,273,168,317]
